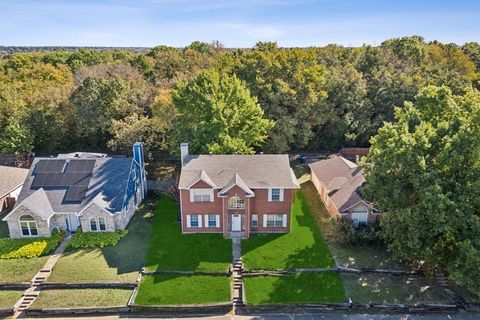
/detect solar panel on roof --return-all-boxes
[64,185,88,202]
[31,158,95,202]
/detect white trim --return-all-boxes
[180,190,184,233]
[186,176,216,189]
[341,200,377,213]
[189,189,214,203]
[0,183,24,200]
[76,199,115,217]
[252,214,258,227]
[186,215,191,228]
[282,214,287,227]
[215,215,220,228]
[18,216,39,237]
[262,214,267,227]
[198,215,203,227]
[268,188,283,202]
[204,215,209,227]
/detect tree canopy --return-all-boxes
[363,86,480,294]
[171,70,273,154]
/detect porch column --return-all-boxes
[222,197,228,237]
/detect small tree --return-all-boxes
[171,70,273,154]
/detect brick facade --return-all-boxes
[180,184,294,238]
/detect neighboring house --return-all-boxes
[309,155,381,226]
[2,143,147,238]
[0,166,29,213]
[178,143,300,238]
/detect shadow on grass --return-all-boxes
[59,198,156,277]
[144,196,231,272]
[242,189,335,270]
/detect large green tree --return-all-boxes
[363,86,480,293]
[171,70,273,154]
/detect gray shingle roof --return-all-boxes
[309,155,376,212]
[0,166,29,198]
[14,156,133,214]
[179,154,300,189]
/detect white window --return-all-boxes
[190,214,199,227]
[19,215,38,237]
[228,196,245,209]
[98,217,107,231]
[190,189,213,202]
[207,215,217,227]
[264,214,286,227]
[351,207,368,227]
[251,214,258,227]
[268,188,284,202]
[90,218,98,231]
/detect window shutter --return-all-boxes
[198,215,203,227]
[210,189,214,202]
[204,215,209,227]
[279,189,284,201]
[282,214,287,227]
[189,190,194,202]
[267,189,272,202]
[215,215,220,228]
[186,215,191,228]
[263,214,268,227]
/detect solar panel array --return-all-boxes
[31,159,95,202]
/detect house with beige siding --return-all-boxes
[2,143,147,238]
[178,143,300,239]
[0,165,29,213]
[309,155,381,226]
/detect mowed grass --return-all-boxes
[244,273,346,305]
[0,290,23,308]
[48,201,156,283]
[145,196,231,272]
[342,273,451,304]
[135,274,231,305]
[31,289,132,308]
[242,190,335,270]
[0,257,49,283]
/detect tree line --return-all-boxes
[0,37,479,158]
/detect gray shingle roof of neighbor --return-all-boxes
[179,154,300,189]
[308,155,377,213]
[0,165,29,198]
[13,155,133,215]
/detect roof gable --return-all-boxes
[219,173,254,196]
[179,154,299,190]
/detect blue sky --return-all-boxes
[0,0,479,47]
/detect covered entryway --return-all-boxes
[66,213,80,231]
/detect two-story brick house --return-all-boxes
[178,143,300,238]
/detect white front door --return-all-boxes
[232,214,241,231]
[67,213,80,231]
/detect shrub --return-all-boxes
[0,229,64,259]
[68,230,128,248]
[334,220,383,247]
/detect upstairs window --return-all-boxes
[268,188,284,202]
[228,196,245,209]
[190,189,213,202]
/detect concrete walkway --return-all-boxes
[13,233,72,318]
[232,238,241,261]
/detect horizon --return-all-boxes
[0,0,479,47]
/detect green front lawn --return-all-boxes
[342,273,451,304]
[242,190,335,270]
[244,272,346,305]
[0,290,23,308]
[0,256,49,283]
[135,274,231,305]
[31,289,132,308]
[48,201,155,283]
[145,196,231,272]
